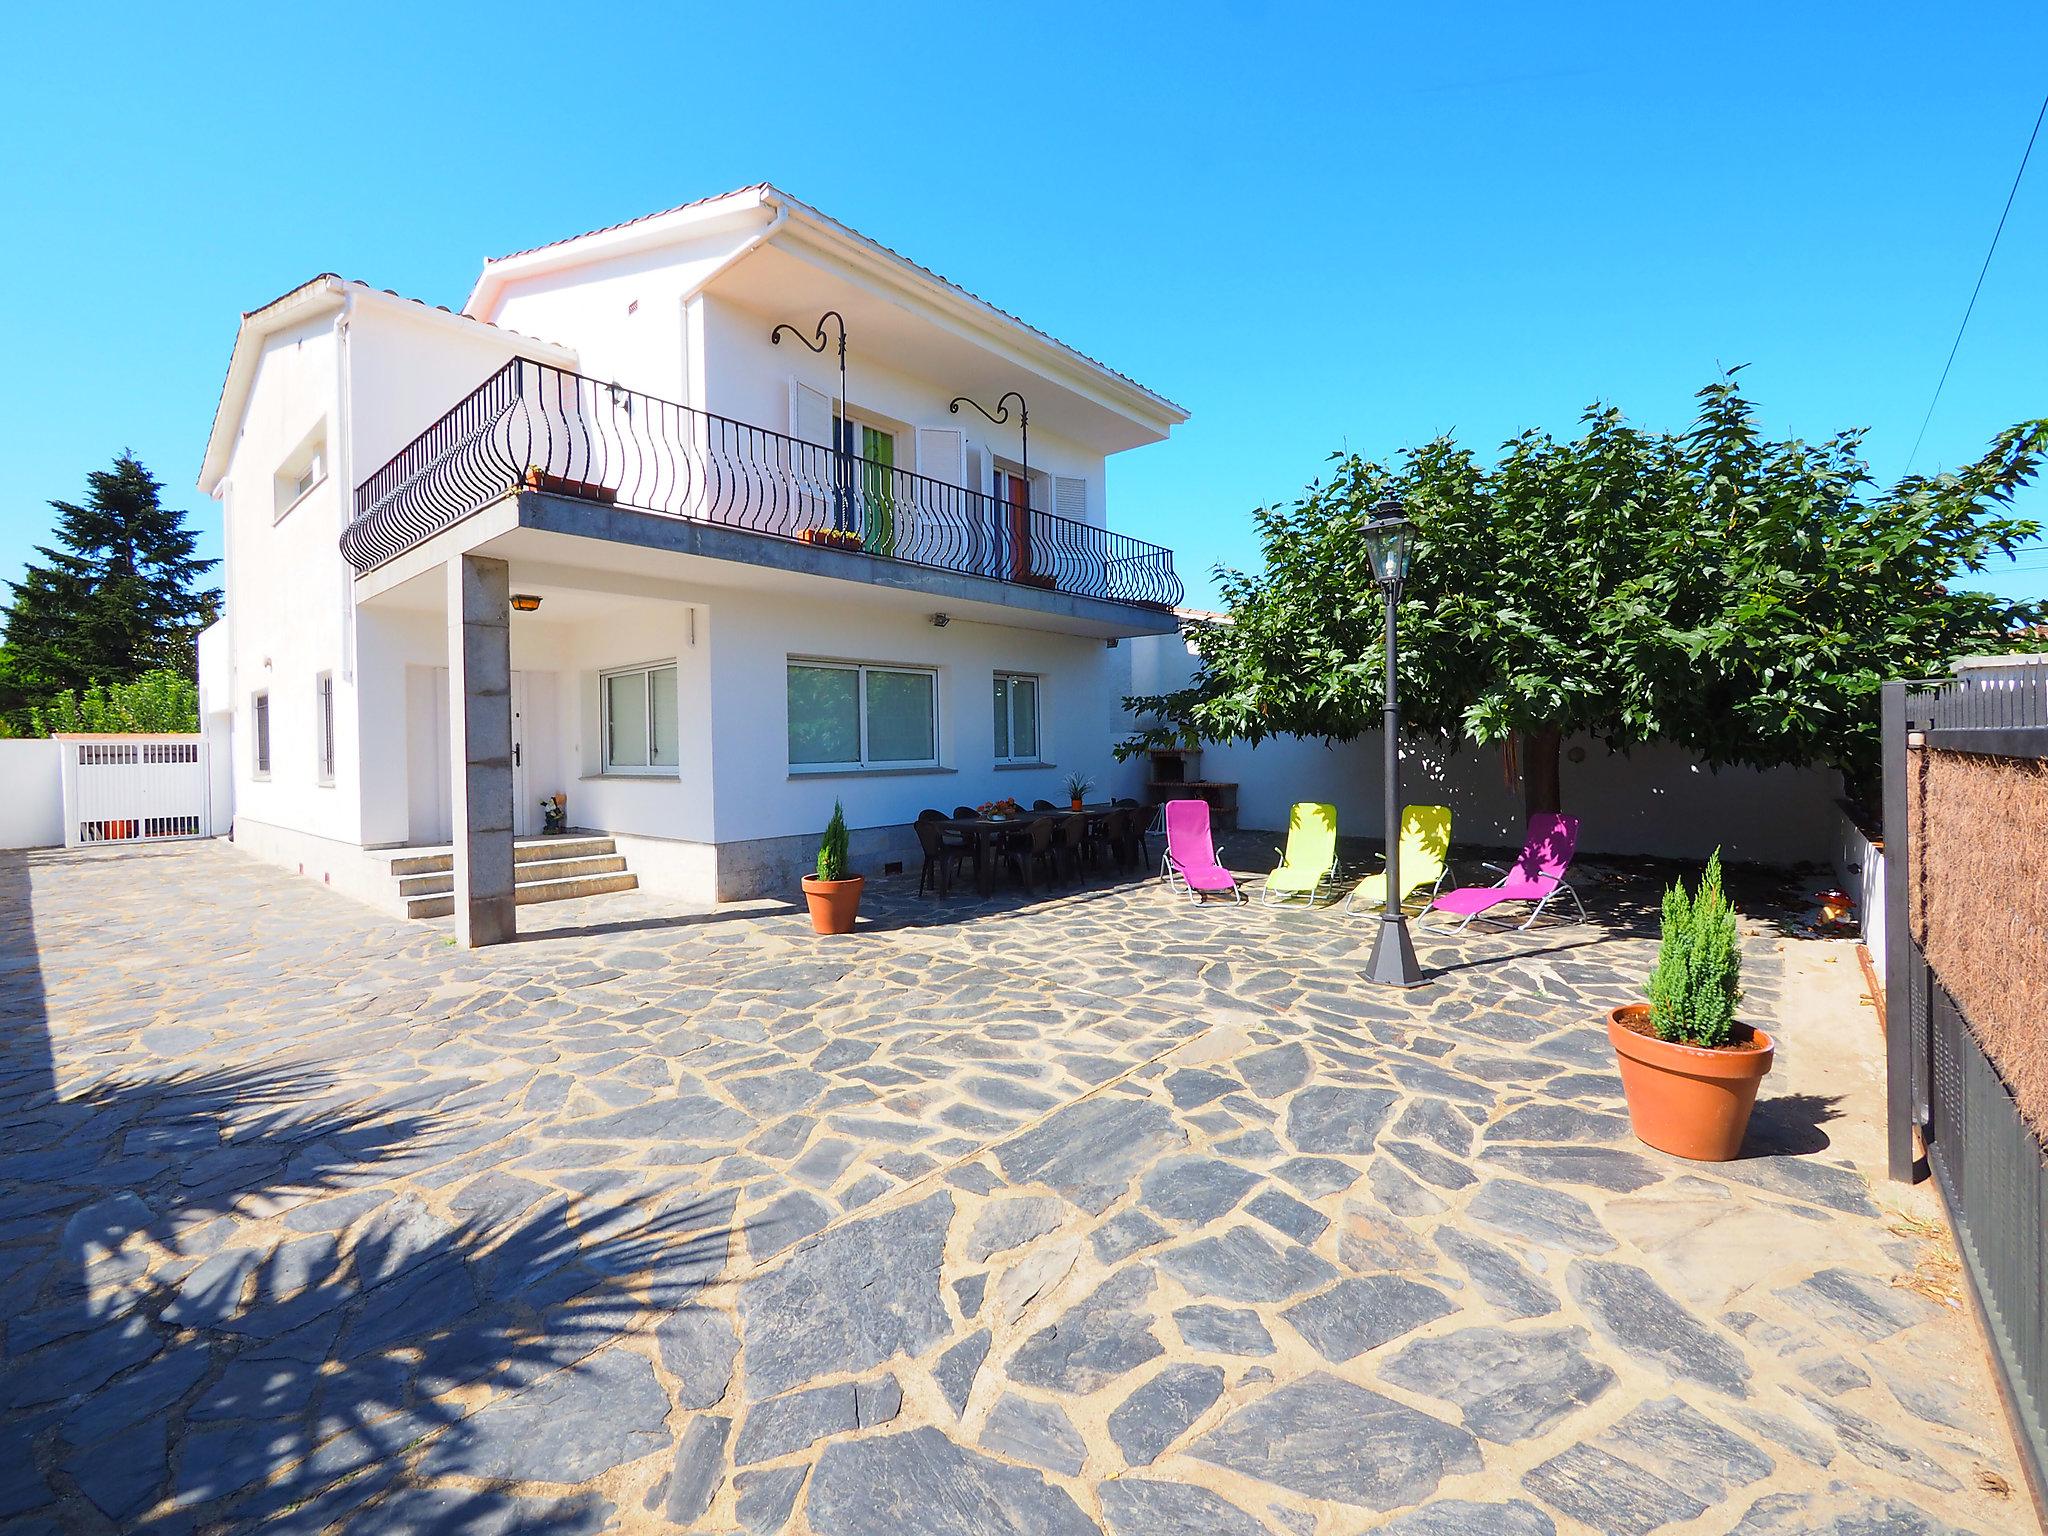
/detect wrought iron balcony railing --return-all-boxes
[342,359,1182,609]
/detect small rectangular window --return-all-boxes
[601,663,679,775]
[274,421,328,521]
[315,672,335,785]
[788,661,939,771]
[252,691,271,778]
[993,673,1040,764]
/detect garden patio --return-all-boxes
[0,836,2030,1535]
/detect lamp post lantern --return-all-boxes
[1360,496,1424,987]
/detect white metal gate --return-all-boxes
[58,734,210,847]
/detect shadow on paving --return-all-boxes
[0,851,742,1534]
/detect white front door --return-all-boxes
[410,666,540,846]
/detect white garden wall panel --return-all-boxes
[0,740,64,849]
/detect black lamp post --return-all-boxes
[948,391,1029,498]
[770,310,849,436]
[772,310,850,530]
[1361,496,1424,988]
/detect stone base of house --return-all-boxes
[230,816,412,917]
[704,823,922,904]
[230,814,926,914]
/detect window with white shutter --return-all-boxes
[788,380,835,447]
[915,427,964,486]
[1054,475,1088,522]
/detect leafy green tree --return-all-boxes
[29,669,199,735]
[1125,377,2045,814]
[0,452,220,730]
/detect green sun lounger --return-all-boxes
[1263,802,1339,906]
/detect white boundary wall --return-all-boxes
[1834,806,1887,986]
[0,740,63,849]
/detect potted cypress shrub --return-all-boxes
[1607,851,1775,1161]
[801,800,863,934]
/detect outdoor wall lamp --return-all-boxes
[930,613,951,628]
[949,391,1029,494]
[1359,494,1423,988]
[511,594,542,613]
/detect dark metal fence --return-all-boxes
[1883,668,2048,1509]
[342,358,1183,609]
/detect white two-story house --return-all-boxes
[197,185,1188,942]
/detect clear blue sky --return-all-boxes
[3,2,2042,611]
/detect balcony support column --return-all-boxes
[446,553,515,947]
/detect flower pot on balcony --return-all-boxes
[801,874,864,935]
[521,467,617,504]
[1607,1004,1774,1162]
[1016,572,1057,591]
[799,528,863,551]
[1070,798,1084,812]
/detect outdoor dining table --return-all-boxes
[939,804,1119,895]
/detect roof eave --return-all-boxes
[198,279,580,496]
[197,276,347,494]
[762,196,1188,437]
[763,189,1189,430]
[463,188,775,320]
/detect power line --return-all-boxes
[1903,88,2048,477]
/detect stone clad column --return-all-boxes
[447,554,515,947]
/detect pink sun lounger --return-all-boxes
[1161,798,1245,904]
[1428,812,1586,931]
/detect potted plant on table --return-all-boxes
[1608,851,1774,1161]
[1064,771,1094,812]
[801,800,864,935]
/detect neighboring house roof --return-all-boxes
[196,275,575,494]
[465,184,1189,427]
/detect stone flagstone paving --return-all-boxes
[0,837,2033,1534]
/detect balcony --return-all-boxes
[341,359,1182,610]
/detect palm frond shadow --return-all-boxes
[3,1051,745,1532]
[28,1178,740,1532]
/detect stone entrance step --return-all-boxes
[383,834,638,919]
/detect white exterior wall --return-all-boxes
[484,226,760,404]
[216,314,350,844]
[345,307,574,847]
[706,594,1143,848]
[1128,633,1842,866]
[365,579,1144,899]
[213,293,576,854]
[0,741,64,849]
[525,600,713,844]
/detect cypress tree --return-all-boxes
[0,452,220,728]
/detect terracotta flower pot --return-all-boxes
[1070,798,1084,812]
[1607,1003,1774,1162]
[801,874,864,935]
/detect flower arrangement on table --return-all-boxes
[976,797,1025,820]
[540,794,567,834]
